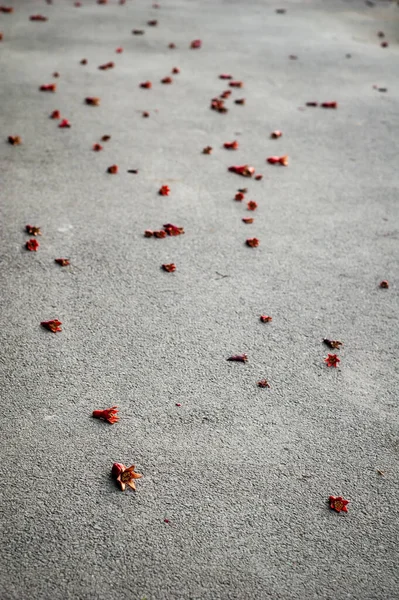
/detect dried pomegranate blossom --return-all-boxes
[93,143,103,152]
[112,463,142,491]
[242,218,254,224]
[55,258,70,266]
[219,74,233,79]
[50,110,60,119]
[26,239,40,251]
[229,81,243,88]
[260,315,272,323]
[203,146,213,154]
[210,97,227,113]
[329,496,349,513]
[98,62,114,70]
[159,185,170,196]
[267,155,288,166]
[163,223,184,236]
[227,354,248,363]
[321,102,338,109]
[39,84,56,92]
[247,201,257,211]
[162,263,176,272]
[161,76,173,84]
[258,379,270,388]
[323,338,342,349]
[271,130,282,139]
[235,192,245,201]
[26,225,42,236]
[59,119,71,128]
[8,135,22,145]
[30,15,48,21]
[41,319,62,333]
[190,39,202,49]
[140,81,152,89]
[107,165,118,174]
[228,165,255,177]
[246,238,260,248]
[85,97,100,106]
[379,280,389,289]
[224,140,239,150]
[92,406,119,424]
[324,354,340,368]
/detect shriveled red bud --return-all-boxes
[271,130,282,139]
[161,76,173,84]
[58,119,71,128]
[163,223,184,236]
[246,237,259,247]
[242,217,254,224]
[260,315,272,323]
[144,230,154,238]
[234,98,245,105]
[172,67,180,74]
[98,62,114,70]
[235,192,245,201]
[140,81,152,89]
[85,97,100,106]
[50,110,60,119]
[26,225,42,236]
[224,140,239,150]
[40,83,56,92]
[93,406,119,424]
[41,319,62,333]
[247,201,258,211]
[228,165,255,177]
[26,239,40,251]
[107,165,118,174]
[30,14,48,21]
[321,101,337,109]
[202,146,213,154]
[153,230,167,238]
[190,39,202,49]
[219,74,233,79]
[93,143,103,152]
[229,81,243,88]
[132,29,145,35]
[267,155,288,166]
[227,354,248,363]
[379,280,389,288]
[257,379,270,388]
[162,263,176,272]
[159,185,170,196]
[55,258,70,266]
[8,135,22,145]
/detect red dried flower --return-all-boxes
[80,58,88,65]
[329,496,349,513]
[247,200,258,211]
[8,135,22,145]
[227,354,248,363]
[202,146,213,154]
[242,217,254,224]
[147,19,158,26]
[271,130,282,139]
[172,67,180,74]
[50,110,60,119]
[381,41,388,48]
[234,98,245,105]
[93,143,103,152]
[41,319,62,333]
[112,463,142,491]
[175,403,181,407]
[210,98,228,113]
[53,72,60,78]
[142,111,150,118]
[379,280,389,288]
[116,47,123,53]
[260,315,272,323]
[190,39,202,49]
[257,379,270,388]
[168,42,176,48]
[0,6,13,13]
[229,80,243,88]
[255,174,263,180]
[306,101,318,107]
[154,230,167,239]
[228,165,255,177]
[107,165,118,174]
[0,33,3,41]
[323,339,342,349]
[101,135,111,142]
[85,97,100,106]
[26,239,40,251]
[92,406,119,424]
[25,225,42,236]
[98,62,114,71]
[39,84,56,92]
[30,14,48,21]
[267,155,288,166]
[235,192,245,201]
[58,119,71,128]
[224,140,239,150]
[159,185,170,196]
[140,81,152,89]
[162,263,176,272]
[161,76,173,84]
[144,230,154,238]
[220,90,232,99]
[219,74,233,79]
[238,188,248,193]
[97,0,108,4]
[163,223,184,236]
[324,353,340,368]
[321,101,338,109]
[132,29,145,35]
[246,237,260,247]
[55,258,70,266]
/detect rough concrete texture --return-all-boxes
[0,0,398,599]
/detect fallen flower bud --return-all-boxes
[98,62,114,70]
[159,185,170,196]
[306,101,318,107]
[140,81,152,89]
[220,90,232,99]
[127,169,139,174]
[238,188,248,193]
[210,98,228,113]
[324,353,340,368]
[30,14,48,21]
[85,97,100,106]
[229,81,243,88]
[53,72,60,78]
[93,143,103,151]
[26,225,42,236]
[257,379,270,388]
[55,258,70,266]
[219,74,233,79]
[227,354,248,363]
[190,39,202,49]
[234,98,245,105]
[147,19,158,26]
[175,403,181,407]
[80,58,88,65]
[162,263,176,272]
[329,496,349,513]
[246,237,260,247]
[242,217,254,224]
[379,280,389,288]
[224,140,239,150]
[247,200,258,211]
[228,165,255,177]
[8,135,22,145]
[168,42,176,48]
[101,135,111,142]
[58,119,71,128]
[235,192,245,201]
[267,155,288,166]
[255,174,263,180]
[260,315,272,322]
[172,67,180,74]
[132,29,145,35]
[0,6,13,12]
[116,47,123,53]
[144,230,154,238]
[50,110,60,119]
[271,130,282,139]
[161,76,173,84]
[321,101,337,109]
[323,338,342,349]
[381,41,389,48]
[142,111,150,118]
[26,239,40,251]
[163,223,184,236]
[154,230,167,239]
[112,463,142,491]
[41,319,62,333]
[93,406,119,424]
[202,146,213,154]
[39,83,56,92]
[107,165,118,174]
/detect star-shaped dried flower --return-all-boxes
[162,263,176,272]
[203,146,213,154]
[323,338,342,349]
[260,315,272,323]
[257,379,270,388]
[85,97,100,106]
[247,201,258,211]
[220,90,232,99]
[329,496,349,513]
[8,135,22,145]
[235,192,245,201]
[210,98,228,113]
[163,223,184,236]
[112,463,142,491]
[41,319,62,333]
[246,237,260,247]
[144,230,154,238]
[227,354,248,363]
[59,119,71,128]
[54,258,70,266]
[26,239,40,251]
[324,353,340,368]
[26,225,42,236]
[93,406,119,424]
[159,185,170,196]
[228,165,255,177]
[379,280,389,289]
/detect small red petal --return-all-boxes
[55,258,70,266]
[190,39,202,49]
[50,110,61,119]
[242,217,254,224]
[58,119,71,128]
[116,47,123,53]
[271,130,282,139]
[41,319,62,333]
[321,102,337,109]
[162,263,176,272]
[161,76,173,84]
[229,80,243,88]
[219,74,233,79]
[246,237,259,248]
[93,143,103,152]
[224,140,239,150]
[235,192,245,201]
[140,81,152,89]
[260,315,272,322]
[107,165,118,174]
[172,67,180,74]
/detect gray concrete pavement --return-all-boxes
[0,1,398,599]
